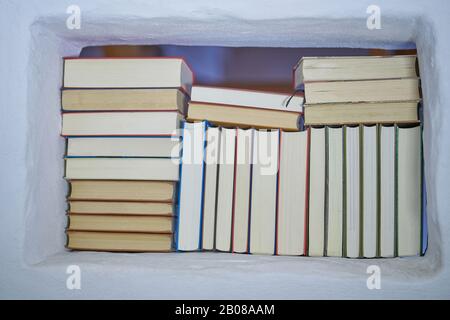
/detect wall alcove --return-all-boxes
[1,0,449,298]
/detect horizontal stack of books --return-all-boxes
[295,55,420,125]
[62,57,193,252]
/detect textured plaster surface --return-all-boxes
[0,0,449,299]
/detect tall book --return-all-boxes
[201,127,220,250]
[362,125,378,258]
[397,125,422,256]
[344,125,361,258]
[380,125,395,257]
[326,126,343,257]
[308,127,325,256]
[176,121,206,251]
[276,130,308,256]
[232,128,253,253]
[249,130,279,255]
[215,128,236,252]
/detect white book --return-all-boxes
[327,127,343,257]
[201,127,220,250]
[177,122,206,251]
[215,128,236,252]
[67,137,180,158]
[65,158,179,181]
[345,126,361,258]
[277,130,307,256]
[191,86,303,112]
[62,112,181,136]
[397,125,421,256]
[380,126,395,257]
[232,128,253,253]
[308,127,325,257]
[249,130,279,255]
[63,58,193,93]
[362,125,378,258]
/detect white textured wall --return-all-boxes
[0,0,449,299]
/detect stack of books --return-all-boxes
[295,55,420,125]
[294,55,424,258]
[61,57,193,252]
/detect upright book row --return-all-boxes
[176,122,424,257]
[62,58,194,252]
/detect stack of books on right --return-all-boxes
[294,55,424,258]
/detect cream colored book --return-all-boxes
[380,126,395,257]
[304,78,420,104]
[215,128,236,252]
[61,88,187,112]
[308,127,325,257]
[187,102,300,131]
[201,127,220,250]
[62,112,181,136]
[65,158,180,181]
[66,231,172,252]
[249,130,279,255]
[68,201,173,215]
[63,58,193,93]
[277,130,307,256]
[68,180,176,202]
[304,101,418,125]
[326,127,343,257]
[67,137,180,158]
[345,126,361,258]
[397,125,421,256]
[68,214,173,233]
[362,125,378,258]
[294,55,417,85]
[232,128,253,253]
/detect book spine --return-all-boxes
[173,121,186,251]
[274,129,282,255]
[230,128,239,253]
[304,127,311,256]
[197,121,208,250]
[342,125,347,257]
[394,124,399,257]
